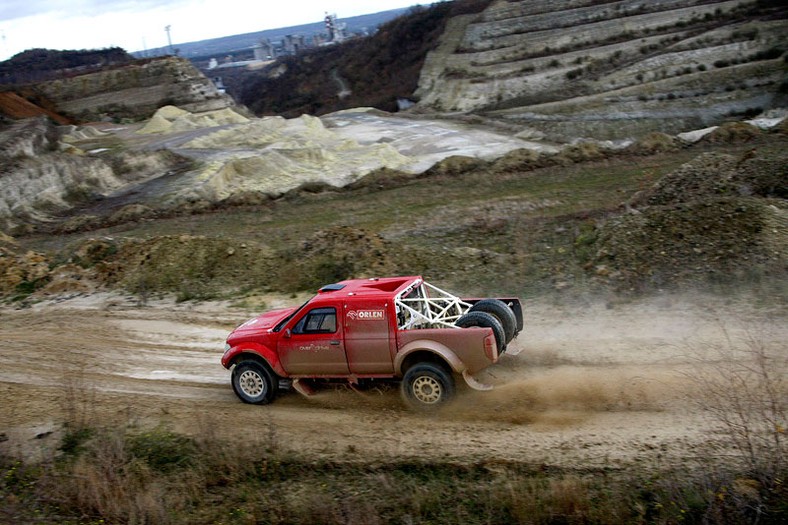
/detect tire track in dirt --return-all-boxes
[1,293,785,470]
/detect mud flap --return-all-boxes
[292,379,316,397]
[462,370,493,391]
[505,345,522,356]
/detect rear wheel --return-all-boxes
[231,360,277,405]
[469,299,517,343]
[401,363,455,411]
[455,310,506,353]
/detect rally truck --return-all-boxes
[221,276,523,410]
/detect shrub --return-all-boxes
[685,327,787,485]
[128,428,198,472]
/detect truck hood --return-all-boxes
[230,307,297,335]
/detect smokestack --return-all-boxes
[165,25,174,55]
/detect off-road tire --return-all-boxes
[231,360,277,405]
[469,299,517,343]
[455,310,506,353]
[401,362,455,411]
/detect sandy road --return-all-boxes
[1,292,785,470]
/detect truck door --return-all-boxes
[278,305,349,375]
[343,300,394,374]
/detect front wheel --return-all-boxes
[231,360,277,405]
[401,363,455,411]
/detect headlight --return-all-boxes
[223,343,231,353]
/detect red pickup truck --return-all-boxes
[221,276,522,410]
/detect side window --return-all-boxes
[293,307,337,334]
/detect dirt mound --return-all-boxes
[593,198,786,290]
[108,204,155,224]
[279,227,397,292]
[486,144,608,173]
[634,151,788,206]
[593,149,787,291]
[109,235,276,300]
[0,235,282,302]
[52,204,158,234]
[0,243,50,297]
[54,230,394,298]
[555,142,609,164]
[345,167,417,191]
[625,132,679,156]
[490,148,543,173]
[701,122,762,144]
[422,155,485,177]
[38,264,97,295]
[1,237,123,300]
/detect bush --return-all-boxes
[128,428,198,472]
[685,327,787,485]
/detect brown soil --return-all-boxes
[0,92,71,124]
[2,292,784,469]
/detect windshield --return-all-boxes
[272,299,311,332]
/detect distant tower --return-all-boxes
[324,13,346,43]
[255,39,275,60]
[324,12,335,41]
[165,25,174,55]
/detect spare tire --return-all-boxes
[469,299,517,344]
[455,311,505,353]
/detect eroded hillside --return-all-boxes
[417,0,787,139]
[230,1,788,139]
[1,55,234,123]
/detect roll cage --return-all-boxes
[395,280,472,330]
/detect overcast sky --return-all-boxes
[0,1,427,60]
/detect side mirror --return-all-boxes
[284,328,292,339]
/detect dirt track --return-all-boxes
[1,292,785,470]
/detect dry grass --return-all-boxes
[3,429,786,523]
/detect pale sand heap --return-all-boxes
[173,114,412,201]
[137,105,249,134]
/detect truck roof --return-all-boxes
[316,276,422,299]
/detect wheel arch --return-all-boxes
[395,340,464,377]
[227,348,281,377]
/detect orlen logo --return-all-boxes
[347,310,385,321]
